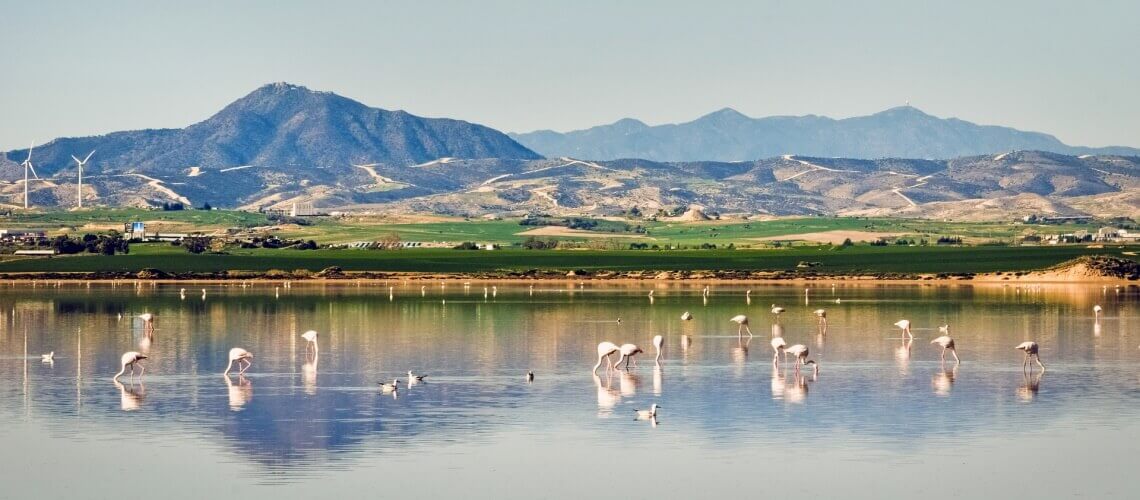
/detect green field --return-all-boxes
[0,242,1131,275]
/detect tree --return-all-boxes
[183,236,211,254]
[380,232,402,249]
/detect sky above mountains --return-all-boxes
[2,0,1138,151]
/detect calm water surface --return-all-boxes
[2,282,1139,499]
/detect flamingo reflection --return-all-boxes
[932,364,957,397]
[224,374,253,410]
[113,379,145,411]
[302,350,318,395]
[652,365,663,395]
[619,370,639,397]
[593,373,620,416]
[1017,371,1043,401]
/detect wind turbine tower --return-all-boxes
[20,143,40,210]
[71,150,95,209]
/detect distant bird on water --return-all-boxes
[813,308,827,325]
[379,378,400,393]
[770,304,785,320]
[634,404,660,420]
[526,371,534,383]
[652,335,664,364]
[1016,341,1045,371]
[770,336,787,365]
[930,336,960,364]
[894,319,913,340]
[615,343,643,369]
[680,311,693,321]
[301,330,318,352]
[138,313,155,331]
[407,370,427,382]
[41,351,54,363]
[223,348,254,376]
[113,351,147,381]
[179,288,186,300]
[1093,304,1102,320]
[730,314,753,338]
[785,344,818,374]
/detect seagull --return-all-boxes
[379,378,400,393]
[1016,341,1045,371]
[223,348,254,376]
[894,319,913,340]
[680,311,693,321]
[930,336,960,364]
[652,335,664,364]
[834,298,841,304]
[526,371,534,383]
[113,351,147,381]
[407,370,427,382]
[615,343,644,369]
[41,351,54,363]
[730,314,753,338]
[634,404,660,420]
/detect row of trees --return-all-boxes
[45,234,130,255]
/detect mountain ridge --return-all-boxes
[510,106,1139,161]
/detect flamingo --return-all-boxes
[786,344,818,374]
[930,335,960,364]
[138,313,155,331]
[593,341,620,374]
[492,286,497,298]
[770,336,787,365]
[770,304,785,320]
[1093,304,1102,320]
[894,319,913,340]
[201,288,207,300]
[680,311,693,321]
[113,351,147,381]
[652,335,664,364]
[634,404,660,420]
[407,370,427,382]
[615,343,643,369]
[301,330,318,352]
[813,308,827,325]
[730,314,753,338]
[179,288,186,300]
[223,348,254,376]
[1016,341,1045,371]
[41,351,54,363]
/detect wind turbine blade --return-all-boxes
[28,164,40,180]
[26,143,34,163]
[72,155,82,164]
[83,150,95,163]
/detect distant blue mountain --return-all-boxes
[510,106,1140,161]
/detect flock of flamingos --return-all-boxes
[71,283,1083,422]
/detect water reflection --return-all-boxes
[932,365,957,397]
[114,379,145,412]
[224,374,253,411]
[1018,371,1043,402]
[594,373,619,416]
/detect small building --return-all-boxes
[13,249,57,256]
[0,229,47,243]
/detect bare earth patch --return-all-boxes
[752,230,906,245]
[516,226,649,239]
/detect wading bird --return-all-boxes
[814,308,827,325]
[770,336,787,365]
[615,343,643,369]
[730,314,753,339]
[771,304,785,320]
[785,344,818,374]
[634,404,660,420]
[180,288,186,300]
[138,313,155,332]
[652,335,664,364]
[223,348,254,376]
[894,319,913,340]
[1016,341,1045,371]
[113,351,147,381]
[301,330,318,352]
[593,341,620,374]
[930,336,960,364]
[1093,304,1102,320]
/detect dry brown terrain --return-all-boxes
[516,226,651,239]
[752,230,906,244]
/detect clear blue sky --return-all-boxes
[2,0,1137,150]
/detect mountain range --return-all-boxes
[1,83,1137,219]
[510,107,1140,161]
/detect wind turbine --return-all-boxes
[71,150,95,208]
[21,143,40,210]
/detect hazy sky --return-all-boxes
[2,0,1137,150]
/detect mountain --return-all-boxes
[0,82,540,208]
[510,106,1140,161]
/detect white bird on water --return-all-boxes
[1016,341,1045,371]
[814,308,827,325]
[201,288,207,300]
[223,348,254,376]
[113,351,147,381]
[930,335,960,364]
[770,336,787,365]
[730,314,753,338]
[770,304,785,320]
[179,288,186,300]
[407,370,427,382]
[379,378,400,393]
[680,311,693,321]
[634,404,660,420]
[615,343,643,369]
[939,324,950,334]
[41,351,54,363]
[785,344,818,374]
[593,341,620,374]
[301,330,318,352]
[652,335,664,364]
[894,319,913,340]
[138,313,155,331]
[1093,304,1102,320]
[526,371,534,383]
